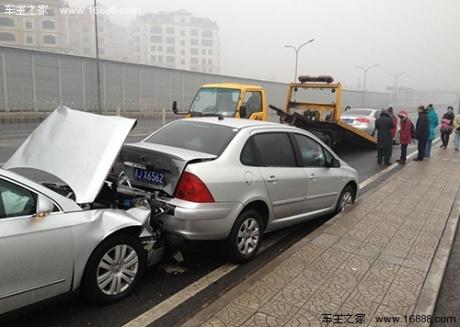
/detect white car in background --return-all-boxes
[341,108,380,136]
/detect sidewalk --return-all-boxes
[183,147,460,327]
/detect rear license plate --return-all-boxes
[343,119,354,123]
[133,168,165,185]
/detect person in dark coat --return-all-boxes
[387,107,398,139]
[440,106,455,148]
[396,110,414,164]
[375,109,395,165]
[414,105,429,161]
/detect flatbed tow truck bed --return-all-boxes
[270,76,377,148]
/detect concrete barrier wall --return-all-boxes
[0,46,391,114]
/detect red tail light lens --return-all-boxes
[356,117,369,123]
[174,172,214,203]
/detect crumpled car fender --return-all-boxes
[70,207,151,291]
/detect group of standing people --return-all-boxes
[375,104,460,165]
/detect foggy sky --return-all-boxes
[71,0,460,92]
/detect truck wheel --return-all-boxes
[82,234,146,304]
[226,209,263,263]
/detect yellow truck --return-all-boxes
[172,83,268,121]
[269,75,377,148]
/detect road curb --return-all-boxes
[413,182,460,326]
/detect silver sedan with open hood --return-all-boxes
[0,107,162,316]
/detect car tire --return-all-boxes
[226,209,263,263]
[335,185,355,214]
[81,234,146,304]
[371,129,376,136]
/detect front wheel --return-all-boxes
[226,210,263,263]
[82,234,146,304]
[335,185,355,214]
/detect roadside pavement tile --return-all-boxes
[283,310,324,327]
[401,255,431,272]
[243,281,284,309]
[381,267,424,306]
[211,302,256,327]
[301,292,342,317]
[258,297,301,325]
[292,268,328,294]
[338,254,373,281]
[331,235,362,254]
[312,248,350,274]
[340,289,381,323]
[292,243,324,264]
[314,268,358,305]
[272,283,315,308]
[240,312,283,327]
[377,253,405,267]
[233,291,266,310]
[201,317,228,327]
[311,233,340,248]
[353,242,381,261]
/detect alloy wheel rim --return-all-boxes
[96,244,139,296]
[340,192,353,211]
[237,217,260,256]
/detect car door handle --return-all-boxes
[308,173,318,181]
[266,175,278,183]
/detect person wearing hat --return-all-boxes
[414,105,429,161]
[375,109,395,165]
[425,103,439,157]
[440,106,455,148]
[396,110,414,164]
[387,106,398,140]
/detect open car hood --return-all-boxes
[4,107,136,204]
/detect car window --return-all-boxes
[293,134,326,167]
[240,139,258,166]
[252,133,296,167]
[144,120,239,156]
[242,91,262,118]
[0,179,36,219]
[322,147,336,166]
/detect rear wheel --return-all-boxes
[82,234,146,304]
[226,209,263,263]
[335,185,355,214]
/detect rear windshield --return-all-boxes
[144,120,238,155]
[344,109,373,116]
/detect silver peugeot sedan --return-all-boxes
[0,107,162,317]
[115,118,359,262]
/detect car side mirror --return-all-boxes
[239,105,247,118]
[328,158,341,168]
[35,194,54,218]
[172,101,178,114]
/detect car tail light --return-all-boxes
[174,172,214,203]
[356,117,369,123]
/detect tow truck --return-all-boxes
[172,83,268,120]
[269,75,377,148]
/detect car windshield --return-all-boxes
[144,120,239,155]
[343,109,373,116]
[190,88,240,117]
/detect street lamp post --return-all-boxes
[390,72,406,110]
[94,0,102,113]
[284,39,315,82]
[355,64,379,107]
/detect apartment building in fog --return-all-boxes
[130,10,220,73]
[0,0,70,52]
